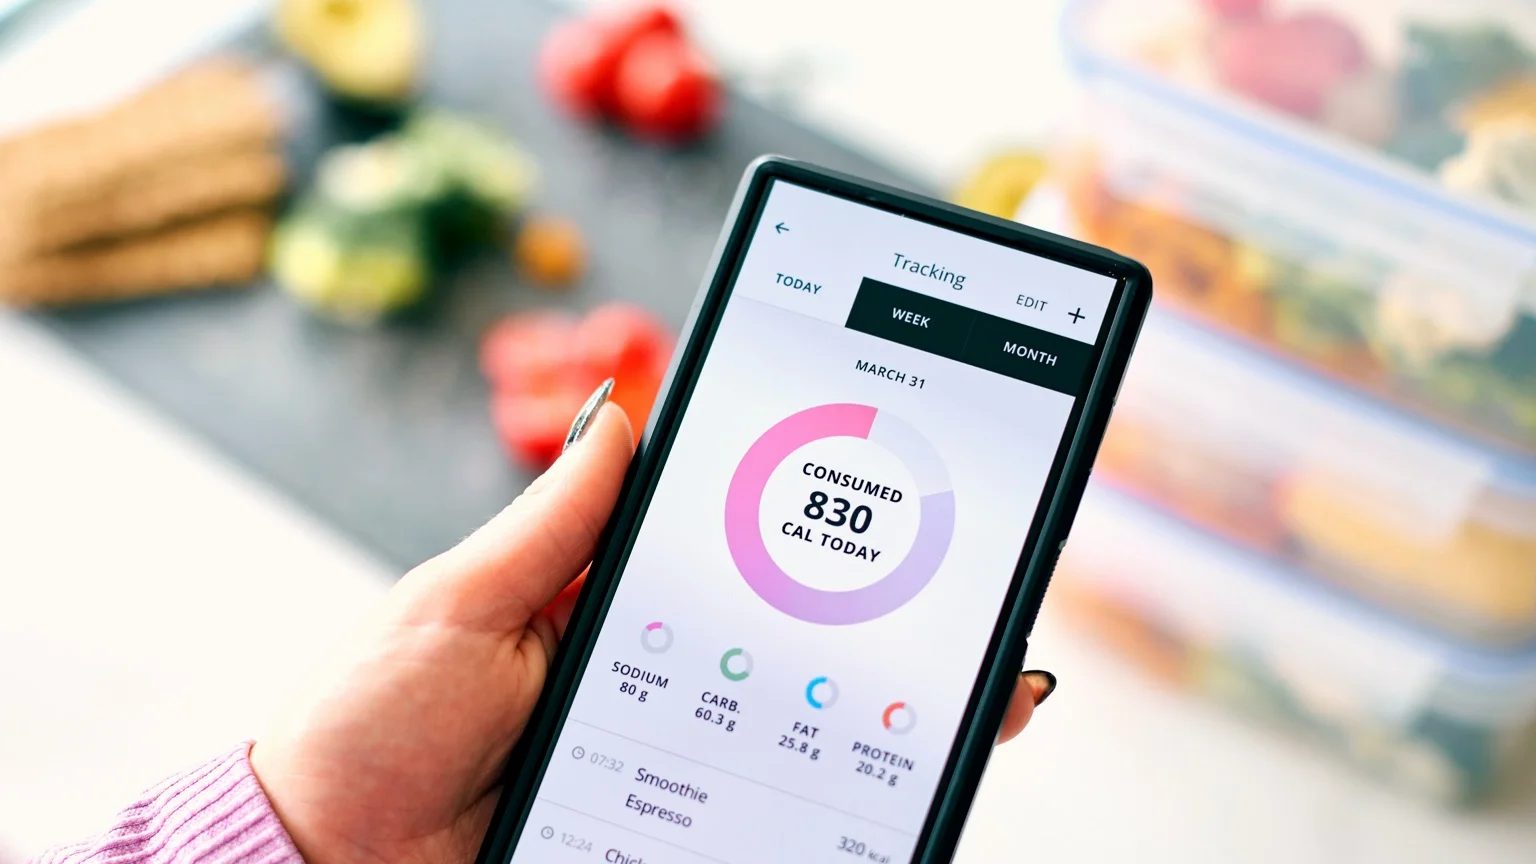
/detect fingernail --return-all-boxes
[564,378,615,453]
[1021,670,1057,706]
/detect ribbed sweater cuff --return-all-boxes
[32,743,304,864]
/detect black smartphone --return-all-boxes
[475,156,1150,864]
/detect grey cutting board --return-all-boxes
[33,0,918,570]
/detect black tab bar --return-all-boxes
[844,278,1093,396]
[844,277,973,362]
[960,309,1092,395]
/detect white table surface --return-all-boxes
[3,1,1535,861]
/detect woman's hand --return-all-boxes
[251,400,1052,864]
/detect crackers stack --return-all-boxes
[0,58,287,306]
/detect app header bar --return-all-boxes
[732,180,1117,346]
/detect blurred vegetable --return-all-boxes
[1264,254,1376,361]
[403,111,539,254]
[1439,118,1536,209]
[271,206,428,321]
[1384,115,1466,172]
[270,141,433,321]
[1488,314,1536,384]
[513,215,586,288]
[1371,269,1518,368]
[271,111,536,321]
[1461,77,1536,129]
[1399,23,1533,120]
[276,0,422,104]
[405,112,535,210]
[952,150,1046,219]
[537,3,719,143]
[481,304,672,466]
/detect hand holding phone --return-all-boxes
[253,157,1148,864]
[476,158,1149,863]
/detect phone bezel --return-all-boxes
[474,155,1152,864]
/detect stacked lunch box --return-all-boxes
[1052,0,1536,802]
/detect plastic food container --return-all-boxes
[1058,484,1536,803]
[1062,0,1536,453]
[1095,308,1536,647]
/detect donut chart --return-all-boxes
[724,403,955,625]
[882,701,917,734]
[805,676,839,710]
[640,621,674,654]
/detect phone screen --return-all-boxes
[507,179,1119,864]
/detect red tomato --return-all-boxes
[538,18,626,118]
[574,303,673,431]
[613,31,720,141]
[608,366,667,433]
[538,4,683,119]
[492,386,589,467]
[479,311,578,390]
[574,303,673,376]
[482,303,674,467]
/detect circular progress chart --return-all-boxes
[725,403,955,625]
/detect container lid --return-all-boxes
[1127,306,1536,540]
[1065,484,1536,725]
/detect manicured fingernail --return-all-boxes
[564,378,614,453]
[1021,670,1057,706]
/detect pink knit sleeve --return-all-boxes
[30,743,304,864]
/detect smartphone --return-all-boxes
[475,157,1150,864]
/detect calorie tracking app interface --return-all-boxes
[509,180,1116,864]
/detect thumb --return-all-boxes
[399,402,635,631]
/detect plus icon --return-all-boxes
[1068,307,1085,323]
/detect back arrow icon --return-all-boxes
[775,222,788,234]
